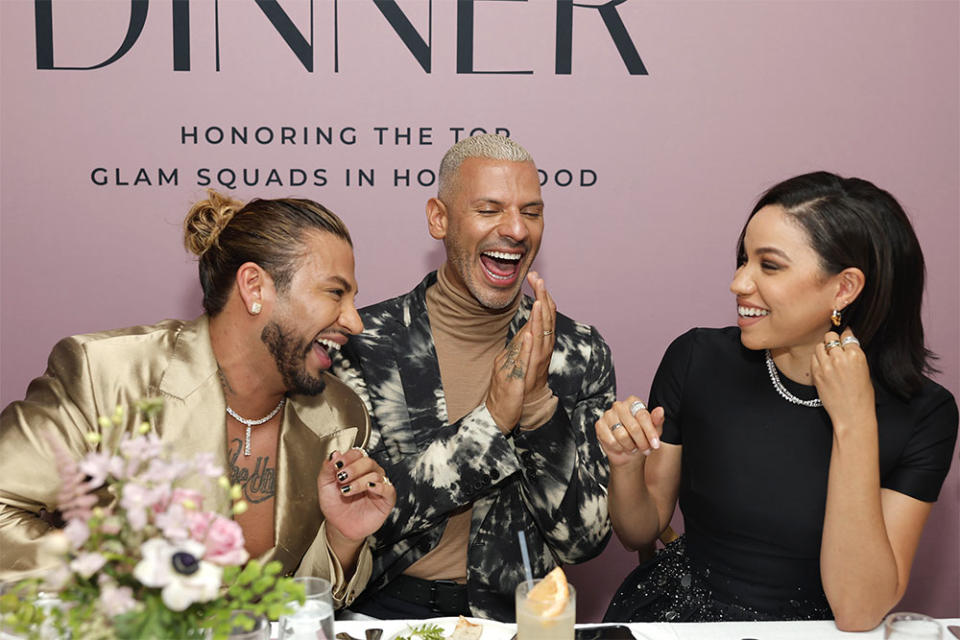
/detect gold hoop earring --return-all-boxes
[831,309,842,327]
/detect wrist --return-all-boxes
[610,454,647,473]
[324,522,364,576]
[483,400,518,435]
[325,520,365,547]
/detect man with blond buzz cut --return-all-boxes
[333,134,615,621]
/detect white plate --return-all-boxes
[384,616,515,640]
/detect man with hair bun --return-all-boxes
[335,134,614,620]
[0,191,394,608]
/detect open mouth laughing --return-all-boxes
[479,249,525,285]
[309,335,345,370]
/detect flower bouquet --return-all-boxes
[0,399,303,639]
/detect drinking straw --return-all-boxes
[518,531,534,587]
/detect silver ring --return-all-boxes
[825,340,842,351]
[841,336,860,347]
[610,422,622,432]
[382,475,392,487]
[542,330,554,336]
[629,400,647,416]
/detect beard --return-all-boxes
[445,239,526,311]
[260,321,326,396]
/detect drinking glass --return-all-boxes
[278,576,334,640]
[226,610,270,640]
[884,612,943,639]
[515,579,575,640]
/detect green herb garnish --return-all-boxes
[394,622,446,640]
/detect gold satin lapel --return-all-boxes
[155,317,231,517]
[274,403,359,567]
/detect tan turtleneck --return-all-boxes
[404,264,558,582]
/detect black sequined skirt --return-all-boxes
[602,536,833,623]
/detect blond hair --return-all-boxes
[438,134,534,201]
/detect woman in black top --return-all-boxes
[598,172,958,630]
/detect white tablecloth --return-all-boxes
[329,616,960,640]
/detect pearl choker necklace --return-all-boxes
[764,350,822,408]
[226,399,286,455]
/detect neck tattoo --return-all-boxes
[764,350,822,408]
[226,399,286,455]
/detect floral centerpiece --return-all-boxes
[0,399,303,639]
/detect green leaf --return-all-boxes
[236,560,261,586]
[254,575,278,594]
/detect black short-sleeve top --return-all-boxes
[650,327,958,611]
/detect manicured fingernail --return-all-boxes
[335,460,344,470]
[651,437,660,449]
[328,451,336,460]
[340,485,351,494]
[368,482,376,488]
[642,449,652,456]
[337,471,348,482]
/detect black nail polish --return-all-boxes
[368,482,376,488]
[328,451,335,461]
[340,485,351,494]
[335,460,344,470]
[337,471,348,482]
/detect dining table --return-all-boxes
[325,615,960,640]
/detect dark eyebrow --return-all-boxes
[326,275,355,293]
[754,246,791,261]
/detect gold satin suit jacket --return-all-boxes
[0,316,372,607]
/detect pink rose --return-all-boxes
[189,512,248,566]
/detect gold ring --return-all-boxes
[543,330,554,336]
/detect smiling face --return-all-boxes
[261,230,362,395]
[730,205,845,354]
[429,157,544,309]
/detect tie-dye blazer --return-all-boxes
[332,272,615,620]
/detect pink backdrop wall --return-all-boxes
[2,0,957,620]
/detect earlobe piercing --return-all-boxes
[250,301,262,315]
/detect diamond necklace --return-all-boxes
[764,350,822,408]
[226,398,286,455]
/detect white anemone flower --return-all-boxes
[133,538,222,611]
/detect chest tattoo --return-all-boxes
[228,438,277,504]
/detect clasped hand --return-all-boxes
[812,327,875,435]
[485,271,557,433]
[595,395,665,468]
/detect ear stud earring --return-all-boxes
[250,301,262,315]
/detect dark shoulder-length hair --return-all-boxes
[735,171,935,399]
